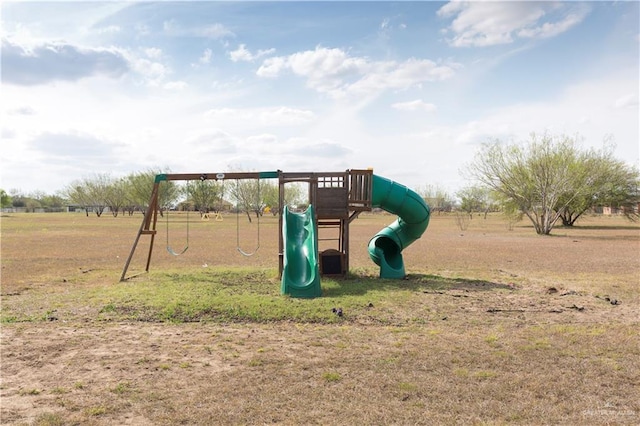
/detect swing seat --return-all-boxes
[237,246,259,257]
[167,245,189,256]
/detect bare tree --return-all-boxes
[228,178,264,223]
[104,178,129,217]
[417,184,454,213]
[64,174,111,217]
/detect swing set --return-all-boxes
[120,171,277,281]
[120,169,377,285]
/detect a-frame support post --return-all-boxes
[120,181,160,281]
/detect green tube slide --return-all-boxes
[368,175,431,279]
[281,205,322,298]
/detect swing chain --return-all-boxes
[166,181,190,256]
[236,178,261,257]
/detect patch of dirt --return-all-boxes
[1,213,639,424]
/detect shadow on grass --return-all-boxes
[322,273,514,297]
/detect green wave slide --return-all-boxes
[280,205,322,298]
[368,174,431,279]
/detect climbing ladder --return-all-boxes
[301,169,373,276]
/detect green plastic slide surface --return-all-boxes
[281,205,322,298]
[368,175,431,279]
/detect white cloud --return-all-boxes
[450,70,638,158]
[246,133,278,146]
[29,130,118,161]
[438,2,590,47]
[184,130,238,154]
[257,107,315,126]
[204,107,315,127]
[1,38,129,86]
[229,44,252,62]
[199,48,212,64]
[257,46,455,100]
[517,5,590,39]
[289,140,352,157]
[95,25,121,35]
[2,128,16,139]
[243,135,352,158]
[163,81,187,90]
[392,100,437,112]
[163,20,234,39]
[7,106,36,115]
[256,56,288,77]
[346,58,454,97]
[198,24,235,39]
[613,93,639,109]
[144,47,163,59]
[229,44,275,62]
[129,56,169,86]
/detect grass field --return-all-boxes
[1,211,639,425]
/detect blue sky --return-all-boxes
[1,1,638,195]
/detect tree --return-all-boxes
[187,179,224,216]
[457,185,494,219]
[64,174,111,216]
[126,169,180,214]
[0,190,12,208]
[602,166,640,222]
[24,197,42,212]
[467,132,594,235]
[104,178,129,217]
[261,180,304,215]
[38,193,67,212]
[454,185,497,230]
[261,181,280,215]
[10,191,27,208]
[556,146,640,225]
[228,178,265,222]
[417,184,454,213]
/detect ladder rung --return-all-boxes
[318,220,342,226]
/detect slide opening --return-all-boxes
[375,236,403,270]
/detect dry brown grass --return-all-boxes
[1,212,639,425]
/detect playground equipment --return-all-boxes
[119,169,430,298]
[368,175,431,279]
[280,205,321,298]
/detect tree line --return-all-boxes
[1,169,304,220]
[2,133,638,234]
